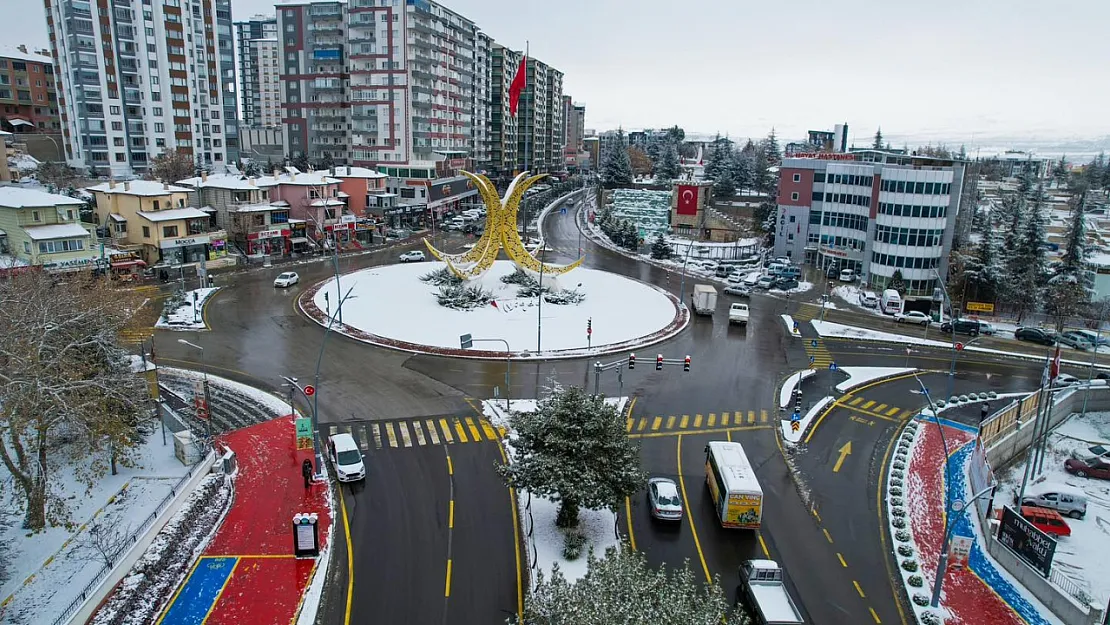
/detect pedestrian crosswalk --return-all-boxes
[804,338,833,367]
[626,410,769,434]
[130,285,162,296]
[327,416,505,450]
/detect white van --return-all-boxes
[880,289,902,315]
[327,433,366,482]
[1019,482,1088,519]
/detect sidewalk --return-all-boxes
[907,418,1060,625]
[156,416,332,625]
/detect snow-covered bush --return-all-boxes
[420,267,462,287]
[543,289,586,305]
[893,460,906,470]
[920,612,944,625]
[500,268,534,286]
[892,507,906,518]
[901,559,919,572]
[891,469,904,479]
[908,575,924,587]
[890,496,903,507]
[913,593,930,606]
[892,517,906,529]
[898,544,914,557]
[890,478,903,487]
[890,486,903,496]
[562,529,587,561]
[436,284,494,310]
[895,529,911,542]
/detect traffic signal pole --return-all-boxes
[592,353,691,398]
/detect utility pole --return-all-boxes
[307,286,356,476]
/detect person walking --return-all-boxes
[302,458,313,489]
[980,402,990,424]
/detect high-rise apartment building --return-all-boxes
[489,43,521,178]
[562,96,584,153]
[45,0,240,178]
[471,30,492,172]
[234,15,279,128]
[487,46,564,178]
[0,45,61,135]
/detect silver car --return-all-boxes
[647,477,683,522]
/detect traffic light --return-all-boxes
[683,355,691,372]
[628,353,635,369]
[587,318,592,336]
[656,354,664,371]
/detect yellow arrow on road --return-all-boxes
[832,441,852,473]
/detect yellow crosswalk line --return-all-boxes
[898,410,912,420]
[666,416,676,429]
[627,418,634,432]
[413,421,427,446]
[708,413,716,427]
[426,420,441,445]
[694,414,703,428]
[439,418,454,443]
[356,425,369,451]
[680,415,689,428]
[875,404,888,413]
[385,422,398,448]
[399,421,412,447]
[328,425,338,436]
[887,407,901,416]
[465,417,482,441]
[761,409,768,423]
[454,419,469,443]
[372,424,382,449]
[849,397,864,406]
[748,410,756,424]
[651,416,662,431]
[637,418,647,432]
[481,419,498,440]
[722,412,730,426]
[862,400,876,409]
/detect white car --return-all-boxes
[399,250,426,263]
[647,477,683,522]
[894,311,931,326]
[273,271,299,288]
[327,433,365,482]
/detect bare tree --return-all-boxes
[150,149,194,184]
[0,270,150,530]
[71,519,134,569]
[33,161,81,191]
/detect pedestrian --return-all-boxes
[980,402,990,424]
[302,458,313,489]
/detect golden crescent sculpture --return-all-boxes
[423,171,584,281]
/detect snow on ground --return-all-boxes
[782,396,833,443]
[0,432,192,624]
[313,261,678,357]
[994,410,1110,608]
[482,397,627,583]
[780,314,800,336]
[155,287,219,330]
[780,369,816,408]
[162,366,298,417]
[834,367,915,393]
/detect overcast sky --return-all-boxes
[8,0,1109,148]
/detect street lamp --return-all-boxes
[304,286,357,477]
[463,336,511,411]
[536,242,547,352]
[177,339,211,440]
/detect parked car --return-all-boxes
[977,321,997,336]
[1052,373,1080,388]
[894,311,931,326]
[327,433,366,483]
[940,319,980,336]
[724,284,751,297]
[399,250,426,263]
[647,477,683,522]
[715,265,731,278]
[273,271,300,288]
[839,268,856,282]
[997,505,1072,538]
[1017,483,1087,519]
[1071,329,1110,347]
[385,229,411,239]
[755,275,776,290]
[1015,327,1056,345]
[726,272,745,285]
[859,291,879,308]
[1065,457,1110,480]
[773,277,799,291]
[1057,331,1095,351]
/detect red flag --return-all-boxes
[490,300,499,310]
[1050,346,1061,380]
[676,185,698,215]
[508,56,527,116]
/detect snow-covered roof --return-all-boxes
[137,207,211,222]
[9,153,40,171]
[255,171,341,186]
[175,173,278,190]
[0,44,53,65]
[0,186,85,208]
[310,198,344,207]
[231,202,284,213]
[330,166,387,179]
[87,181,192,196]
[23,223,91,240]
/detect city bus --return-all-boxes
[704,441,763,529]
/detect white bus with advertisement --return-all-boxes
[705,441,763,529]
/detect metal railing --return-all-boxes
[48,449,214,625]
[1049,568,1090,605]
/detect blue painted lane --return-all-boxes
[158,556,239,625]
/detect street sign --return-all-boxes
[966,301,995,313]
[955,342,964,351]
[294,417,313,450]
[793,321,800,331]
[791,411,801,422]
[560,207,567,215]
[791,421,800,432]
[811,339,818,348]
[829,362,837,371]
[460,333,473,349]
[303,384,316,397]
[948,535,973,569]
[809,356,815,363]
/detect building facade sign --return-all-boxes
[159,233,212,249]
[247,228,290,240]
[41,255,107,272]
[790,152,858,161]
[428,176,477,204]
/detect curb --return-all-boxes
[295,267,690,362]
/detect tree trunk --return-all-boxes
[23,442,48,530]
[556,497,580,528]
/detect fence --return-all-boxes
[979,392,1041,449]
[49,449,216,625]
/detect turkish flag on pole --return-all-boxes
[676,185,698,216]
[508,56,527,116]
[1050,345,1061,380]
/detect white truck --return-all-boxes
[728,303,749,325]
[737,560,804,625]
[691,284,717,316]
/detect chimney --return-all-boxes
[108,180,116,190]
[201,171,207,183]
[248,177,256,186]
[123,181,130,192]
[163,182,169,190]
[16,45,26,54]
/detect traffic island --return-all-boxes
[297,260,688,360]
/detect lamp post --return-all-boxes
[537,243,547,353]
[177,339,211,440]
[305,286,356,476]
[464,337,511,411]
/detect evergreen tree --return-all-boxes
[889,270,906,294]
[650,233,672,260]
[291,152,312,172]
[318,152,335,172]
[241,159,262,178]
[873,127,884,150]
[1009,184,1049,323]
[962,216,1003,303]
[761,128,781,167]
[654,142,680,184]
[600,129,633,189]
[1052,156,1069,187]
[713,172,736,199]
[515,546,749,625]
[730,153,755,194]
[497,385,644,528]
[704,135,733,180]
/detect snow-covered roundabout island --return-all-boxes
[299,260,688,359]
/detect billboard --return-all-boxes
[428,176,478,205]
[997,506,1056,578]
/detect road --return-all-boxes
[139,190,1052,625]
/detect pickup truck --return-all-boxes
[729,303,749,325]
[737,560,804,625]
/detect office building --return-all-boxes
[773,150,966,296]
[0,45,60,134]
[234,16,280,128]
[45,0,240,178]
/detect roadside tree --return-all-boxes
[650,233,672,260]
[1044,192,1092,331]
[600,130,633,189]
[654,142,681,184]
[150,149,194,183]
[889,269,906,294]
[498,385,643,528]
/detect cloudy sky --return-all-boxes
[7,0,1108,147]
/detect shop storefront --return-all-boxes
[40,255,108,274]
[385,204,427,230]
[159,234,211,265]
[109,251,147,282]
[325,215,356,244]
[246,227,290,256]
[353,219,376,245]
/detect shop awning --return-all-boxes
[290,237,311,245]
[108,214,127,222]
[110,259,147,268]
[8,119,32,127]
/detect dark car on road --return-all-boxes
[1015,327,1056,346]
[774,277,799,291]
[1065,457,1110,480]
[940,319,980,337]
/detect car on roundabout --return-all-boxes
[894,310,931,326]
[647,477,683,522]
[273,271,300,288]
[724,284,751,297]
[399,250,426,263]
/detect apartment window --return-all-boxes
[791,192,799,201]
[31,210,40,222]
[111,121,122,130]
[156,138,166,147]
[115,153,126,162]
[162,225,178,238]
[152,107,163,116]
[38,239,86,254]
[114,137,124,146]
[154,122,165,132]
[110,105,121,114]
[23,241,29,254]
[153,200,160,210]
[177,198,185,208]
[792,173,801,183]
[67,209,74,221]
[213,125,220,133]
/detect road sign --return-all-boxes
[829,362,837,371]
[791,411,801,422]
[304,384,316,397]
[948,535,973,569]
[294,417,313,450]
[791,421,800,432]
[966,301,995,313]
[811,339,818,348]
[460,333,473,349]
[560,207,567,215]
[951,499,965,512]
[793,321,800,331]
[955,342,964,351]
[810,356,815,364]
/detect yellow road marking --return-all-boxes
[870,607,882,623]
[850,397,864,406]
[353,425,367,451]
[837,553,847,567]
[862,400,876,409]
[748,410,756,424]
[839,403,901,422]
[833,441,852,473]
[199,558,239,625]
[898,410,912,420]
[328,425,338,436]
[638,418,647,432]
[465,417,482,441]
[399,422,412,447]
[676,434,712,584]
[722,412,730,426]
[823,528,833,543]
[854,580,865,597]
[628,425,772,439]
[887,406,901,416]
[439,419,454,443]
[385,422,398,448]
[444,559,452,597]
[757,532,770,558]
[413,421,426,446]
[426,420,441,445]
[454,419,469,443]
[495,443,523,620]
[625,497,637,551]
[708,413,716,427]
[446,455,453,475]
[627,418,634,432]
[449,500,455,528]
[694,414,703,428]
[339,485,355,625]
[481,419,498,440]
[761,409,768,423]
[372,424,382,449]
[875,403,888,413]
[666,415,676,429]
[680,415,689,428]
[651,416,662,431]
[812,506,821,522]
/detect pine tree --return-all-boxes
[1044,192,1092,330]
[873,127,884,150]
[1052,156,1069,187]
[962,216,1003,303]
[704,135,733,180]
[889,270,906,294]
[713,172,736,199]
[291,152,311,172]
[515,546,749,625]
[730,153,755,194]
[761,129,781,167]
[241,159,262,178]
[1009,184,1049,323]
[650,233,672,260]
[600,129,633,189]
[318,152,335,172]
[655,142,680,184]
[497,385,644,528]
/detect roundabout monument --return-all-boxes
[298,172,688,359]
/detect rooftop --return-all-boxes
[0,186,85,209]
[175,173,278,190]
[255,169,341,186]
[87,181,192,196]
[330,166,387,179]
[23,223,91,241]
[0,44,53,65]
[136,207,211,222]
